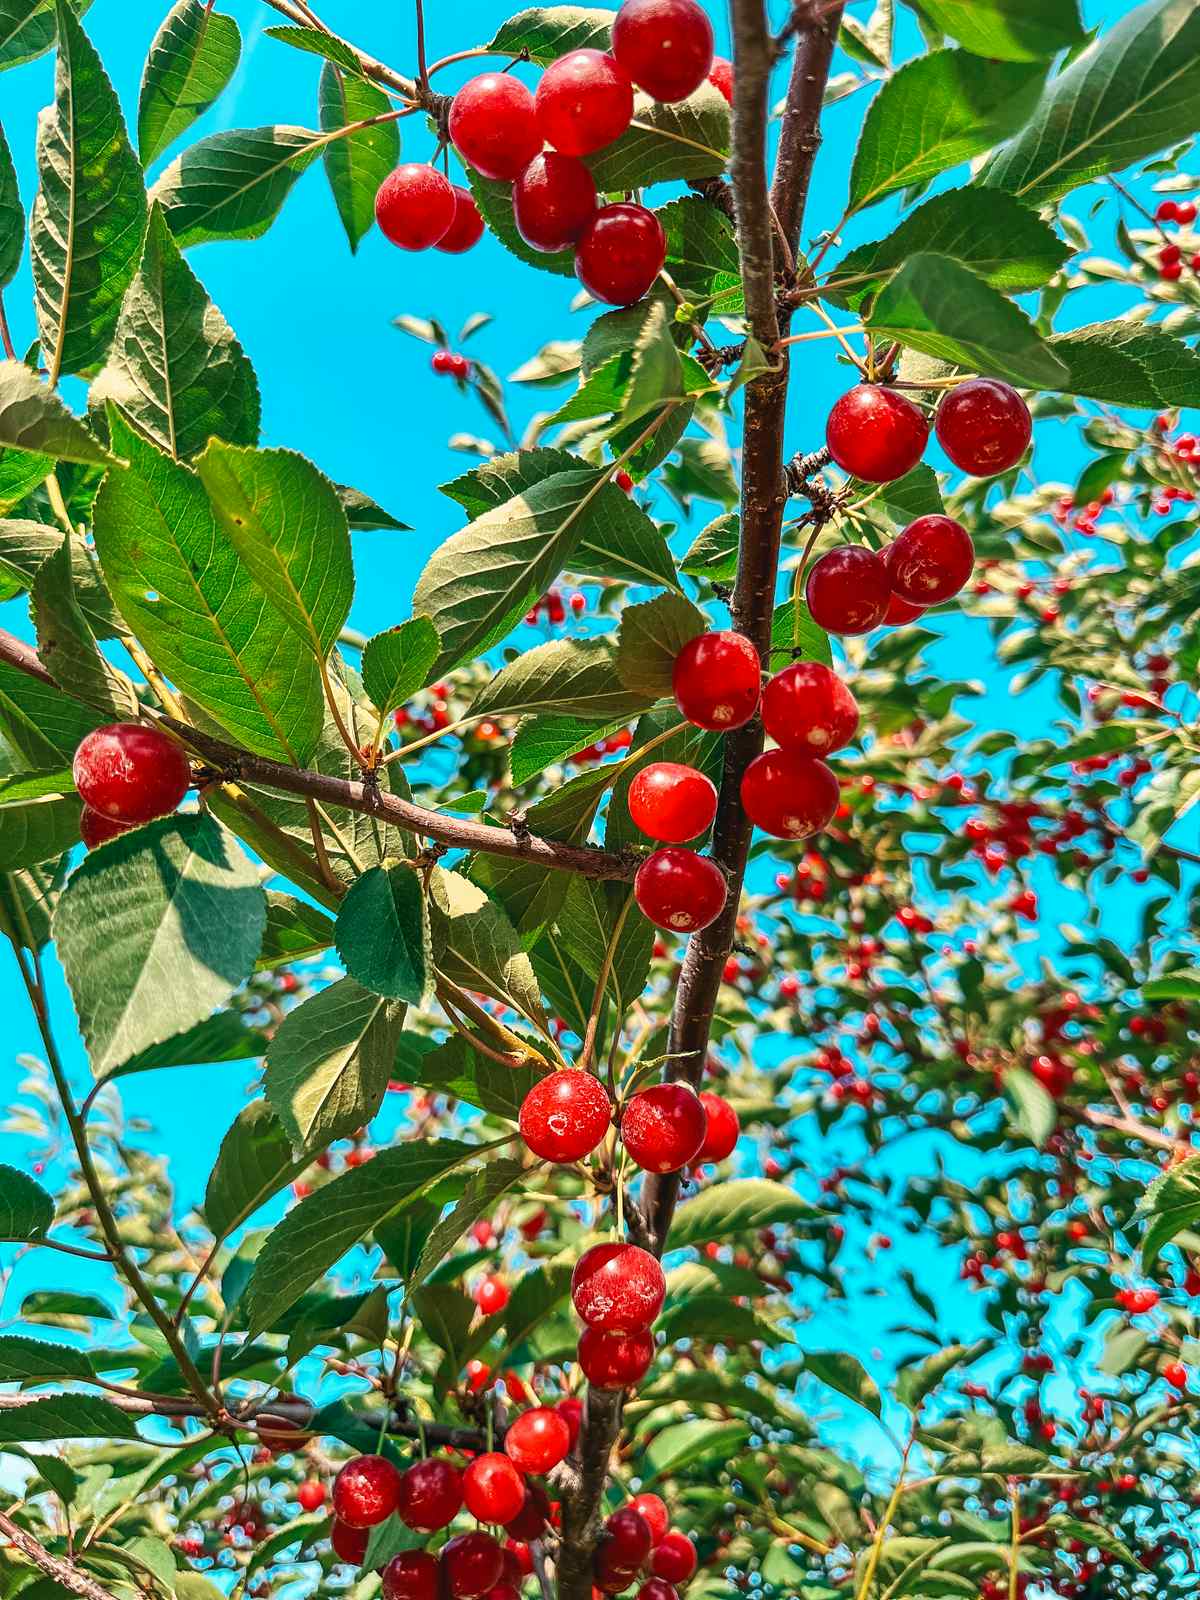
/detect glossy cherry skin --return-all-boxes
[332,1454,402,1528]
[638,1583,680,1600]
[634,848,727,934]
[382,1550,441,1600]
[630,1494,670,1547]
[503,1483,550,1541]
[374,165,457,250]
[73,724,190,825]
[761,660,859,755]
[474,1274,510,1316]
[396,1456,463,1532]
[503,1541,534,1579]
[611,0,714,102]
[804,546,891,636]
[520,1068,613,1162]
[536,49,633,156]
[884,591,926,625]
[708,57,733,101]
[935,379,1031,476]
[297,1479,326,1513]
[463,1453,526,1526]
[628,761,718,842]
[696,1091,740,1162]
[436,185,485,254]
[576,203,666,305]
[672,630,761,729]
[80,805,133,849]
[441,1532,505,1600]
[741,750,839,840]
[504,1407,572,1474]
[577,1326,655,1389]
[513,152,598,252]
[606,1508,653,1569]
[621,1082,707,1173]
[450,75,542,180]
[330,1519,369,1564]
[884,515,974,605]
[483,1587,522,1600]
[572,1241,666,1332]
[650,1532,697,1585]
[826,385,929,482]
[594,1541,640,1596]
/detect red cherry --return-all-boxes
[475,1274,510,1316]
[449,75,542,180]
[504,1407,571,1474]
[519,1069,613,1162]
[330,1520,369,1564]
[1165,1362,1188,1391]
[594,1539,640,1596]
[634,848,727,934]
[629,1494,669,1547]
[504,1541,535,1578]
[483,1588,521,1600]
[436,185,485,254]
[935,379,1031,476]
[396,1457,463,1532]
[374,165,456,250]
[1157,199,1180,221]
[332,1455,401,1529]
[513,152,598,252]
[79,805,133,849]
[650,1532,697,1585]
[883,591,926,625]
[885,516,974,605]
[672,630,761,729]
[628,762,718,842]
[696,1092,739,1162]
[621,1082,707,1173]
[825,385,929,482]
[297,1479,326,1513]
[441,1531,504,1600]
[382,1550,441,1600]
[707,56,733,103]
[571,1241,665,1332]
[431,350,456,376]
[575,203,666,305]
[503,1483,550,1541]
[557,1395,584,1446]
[805,546,891,636]
[611,0,714,103]
[578,1326,655,1389]
[463,1453,527,1525]
[638,1584,679,1600]
[606,1508,653,1569]
[761,661,859,755]
[536,50,633,156]
[741,750,839,840]
[73,724,190,825]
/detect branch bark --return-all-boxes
[0,1511,121,1600]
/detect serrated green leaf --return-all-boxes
[319,61,399,253]
[410,1156,527,1295]
[656,194,741,310]
[1002,1065,1057,1148]
[681,512,739,580]
[0,122,21,288]
[335,863,431,1005]
[470,637,655,724]
[204,1099,308,1241]
[357,616,441,721]
[258,891,335,970]
[0,519,121,637]
[138,0,241,167]
[916,0,1084,60]
[152,125,326,247]
[398,1033,548,1121]
[0,791,80,871]
[1049,319,1200,406]
[263,23,364,76]
[668,1179,817,1251]
[30,537,138,718]
[0,0,90,73]
[643,1419,749,1482]
[0,360,112,466]
[805,1350,883,1416]
[0,654,102,767]
[103,1009,265,1086]
[586,87,729,191]
[615,591,707,699]
[0,1333,96,1382]
[428,867,546,1028]
[488,6,615,62]
[1139,1155,1200,1270]
[466,169,576,278]
[509,712,631,785]
[0,1394,137,1442]
[440,445,580,522]
[0,1163,53,1239]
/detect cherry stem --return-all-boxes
[0,293,16,361]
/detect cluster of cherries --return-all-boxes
[72,722,192,849]
[1153,196,1199,281]
[374,0,729,306]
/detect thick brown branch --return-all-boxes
[0,1511,121,1600]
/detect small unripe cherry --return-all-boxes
[805,545,891,636]
[628,761,718,842]
[708,57,733,102]
[935,379,1031,476]
[436,185,485,254]
[650,1532,697,1585]
[761,660,859,754]
[605,1507,653,1569]
[672,629,761,729]
[73,723,191,825]
[513,152,598,252]
[396,1456,462,1532]
[474,1274,510,1316]
[332,1454,401,1528]
[572,1241,666,1331]
[382,1550,440,1600]
[696,1091,739,1162]
[629,1493,669,1547]
[576,203,666,305]
[884,515,975,605]
[621,1082,707,1173]
[374,165,456,250]
[519,1069,613,1162]
[536,49,634,156]
[80,805,133,849]
[826,384,929,482]
[441,1531,504,1600]
[331,1519,369,1564]
[577,1326,655,1389]
[741,750,839,840]
[462,1453,527,1526]
[634,848,727,933]
[504,1407,572,1474]
[611,0,715,103]
[503,1483,550,1541]
[449,75,542,180]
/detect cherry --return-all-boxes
[577,1326,655,1389]
[825,385,929,482]
[621,1082,707,1173]
[484,1588,521,1600]
[708,56,733,102]
[474,1274,510,1315]
[441,1532,504,1600]
[885,515,974,605]
[374,165,456,251]
[935,379,1031,476]
[80,805,133,849]
[513,152,598,252]
[536,49,633,156]
[1165,1362,1188,1390]
[883,591,926,625]
[449,75,542,180]
[503,1482,550,1541]
[761,660,859,755]
[629,1493,669,1547]
[519,1068,613,1162]
[696,1091,739,1162]
[504,1407,571,1474]
[606,1507,653,1569]
[436,185,485,254]
[572,1241,666,1331]
[332,1454,401,1528]
[504,1542,534,1579]
[638,1584,680,1600]
[575,203,666,305]
[556,1396,584,1449]
[805,545,891,636]
[634,848,727,933]
[382,1550,441,1600]
[396,1456,462,1532]
[594,1540,640,1596]
[628,761,718,842]
[463,1453,527,1525]
[296,1479,326,1513]
[611,0,714,103]
[73,724,190,825]
[650,1532,697,1585]
[673,630,761,729]
[330,1520,369,1564]
[741,750,839,840]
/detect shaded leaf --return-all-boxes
[335,863,431,1005]
[205,1099,308,1240]
[361,616,440,718]
[0,1163,53,1239]
[0,360,112,466]
[1139,1155,1200,1271]
[319,61,399,253]
[138,0,241,167]
[152,125,326,247]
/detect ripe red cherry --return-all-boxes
[504,1407,571,1474]
[436,185,485,254]
[805,546,891,635]
[331,1519,369,1564]
[708,56,733,102]
[594,1539,640,1596]
[449,75,542,180]
[611,0,714,102]
[884,515,974,605]
[513,152,597,252]
[741,751,839,840]
[577,1326,655,1389]
[761,661,859,755]
[536,50,633,156]
[630,1494,669,1547]
[462,1453,526,1526]
[374,165,457,250]
[606,1507,653,1569]
[297,1479,326,1513]
[332,1454,401,1528]
[638,1583,680,1600]
[519,1068,613,1162]
[621,1082,707,1173]
[557,1395,584,1447]
[503,1542,534,1579]
[503,1483,550,1541]
[935,379,1032,476]
[572,1241,666,1331]
[884,591,926,625]
[484,1588,521,1600]
[634,848,727,934]
[1165,1361,1189,1390]
[650,1532,697,1585]
[696,1091,739,1162]
[576,203,666,305]
[673,630,761,729]
[474,1274,510,1316]
[80,805,133,849]
[628,761,718,842]
[382,1550,441,1600]
[825,385,929,482]
[396,1456,463,1532]
[73,724,190,825]
[441,1531,504,1600]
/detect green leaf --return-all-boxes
[555,877,650,1021]
[339,483,409,531]
[103,1010,265,1085]
[0,123,21,289]
[204,1099,308,1240]
[0,1394,138,1443]
[643,1419,749,1483]
[0,791,80,871]
[681,512,739,581]
[879,464,946,523]
[0,360,113,466]
[361,616,440,719]
[805,1350,883,1417]
[410,1157,527,1294]
[258,891,335,970]
[409,1280,476,1369]
[615,591,707,700]
[466,170,576,278]
[1041,1517,1140,1568]
[32,1,147,379]
[0,1163,53,1239]
[1144,969,1200,1000]
[866,253,1068,388]
[586,86,729,190]
[848,51,1044,210]
[319,61,399,253]
[441,445,579,522]
[30,537,138,718]
[138,0,242,167]
[656,195,741,311]
[52,813,266,1077]
[428,867,546,1027]
[1098,1324,1149,1378]
[398,1033,548,1121]
[0,519,120,637]
[896,1340,991,1410]
[659,1296,786,1348]
[498,1262,573,1361]
[488,6,615,62]
[768,598,833,669]
[470,637,655,724]
[668,1179,817,1251]
[621,298,685,424]
[0,1333,96,1382]
[151,125,326,247]
[1048,319,1200,407]
[0,0,90,73]
[509,712,631,785]
[0,655,102,767]
[335,863,432,1005]
[981,0,1200,206]
[1002,1065,1057,1148]
[1139,1155,1200,1271]
[915,0,1085,60]
[262,24,365,76]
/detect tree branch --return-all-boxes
[0,1511,122,1600]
